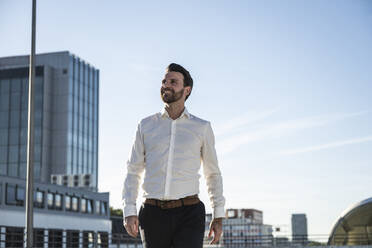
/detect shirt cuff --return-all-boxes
[213,206,225,219]
[123,204,137,218]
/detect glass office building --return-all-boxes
[0,51,99,190]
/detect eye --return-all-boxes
[162,79,166,84]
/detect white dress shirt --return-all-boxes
[122,107,225,219]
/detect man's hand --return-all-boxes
[123,215,139,238]
[208,217,223,244]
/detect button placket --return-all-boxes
[164,119,177,198]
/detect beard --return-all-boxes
[161,87,184,103]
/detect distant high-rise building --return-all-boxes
[291,213,308,244]
[0,51,99,190]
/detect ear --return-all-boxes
[185,86,191,96]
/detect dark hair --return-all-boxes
[166,63,193,100]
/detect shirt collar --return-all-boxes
[161,107,191,119]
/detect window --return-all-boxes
[33,228,44,248]
[0,183,2,204]
[11,78,21,92]
[8,162,18,177]
[72,196,78,212]
[6,184,24,206]
[0,110,9,128]
[55,193,62,210]
[48,229,62,248]
[0,79,10,95]
[87,199,93,214]
[8,145,19,164]
[47,192,54,209]
[10,94,20,111]
[65,195,71,211]
[0,147,7,163]
[34,190,44,208]
[19,162,26,179]
[66,230,79,248]
[6,227,24,248]
[0,129,8,145]
[95,200,100,214]
[9,128,20,146]
[81,198,87,213]
[101,201,107,215]
[0,163,6,176]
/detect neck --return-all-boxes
[164,101,185,120]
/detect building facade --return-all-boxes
[291,213,308,245]
[204,209,273,247]
[0,175,110,247]
[0,51,99,190]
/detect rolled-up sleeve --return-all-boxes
[201,122,225,219]
[122,123,145,218]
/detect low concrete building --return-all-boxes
[0,175,110,247]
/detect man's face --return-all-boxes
[160,71,190,104]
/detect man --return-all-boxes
[122,63,225,248]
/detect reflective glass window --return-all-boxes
[79,105,83,125]
[33,162,41,180]
[55,194,62,210]
[35,111,42,126]
[16,185,25,206]
[65,195,71,210]
[34,127,42,144]
[0,146,7,163]
[47,192,54,208]
[20,128,27,145]
[34,190,44,208]
[35,77,43,93]
[6,184,16,205]
[19,162,26,179]
[0,111,9,128]
[73,146,78,172]
[87,199,93,214]
[8,145,19,163]
[72,196,78,212]
[81,198,87,213]
[0,79,10,94]
[21,93,28,110]
[95,200,100,214]
[21,110,28,127]
[74,58,79,80]
[10,110,20,127]
[0,163,6,175]
[10,93,20,110]
[11,79,21,92]
[9,128,20,145]
[20,145,27,162]
[34,144,41,162]
[73,110,78,132]
[0,94,9,111]
[79,61,83,83]
[22,78,29,95]
[101,201,107,215]
[0,129,8,145]
[35,93,43,110]
[78,148,83,166]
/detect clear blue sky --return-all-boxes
[1,0,372,237]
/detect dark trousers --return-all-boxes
[138,201,206,248]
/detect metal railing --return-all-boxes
[1,229,371,248]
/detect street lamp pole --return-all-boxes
[25,0,37,247]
